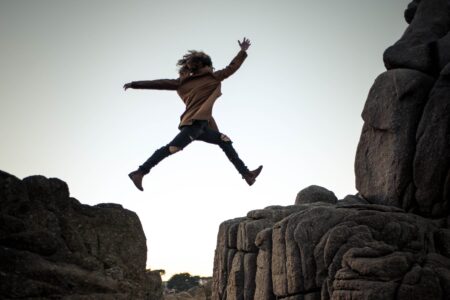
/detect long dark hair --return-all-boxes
[177,50,213,75]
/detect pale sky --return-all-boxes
[0,0,410,280]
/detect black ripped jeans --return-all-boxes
[138,120,250,176]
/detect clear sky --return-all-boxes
[0,0,410,280]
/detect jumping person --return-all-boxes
[124,37,262,191]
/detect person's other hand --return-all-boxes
[238,37,251,51]
[123,83,132,90]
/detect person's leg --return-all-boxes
[139,121,208,173]
[129,121,208,191]
[197,127,262,185]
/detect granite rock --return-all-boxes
[0,170,162,300]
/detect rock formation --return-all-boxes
[212,0,450,299]
[357,0,450,217]
[212,194,450,300]
[0,170,163,299]
[164,280,212,300]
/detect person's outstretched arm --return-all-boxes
[213,37,251,81]
[123,78,180,91]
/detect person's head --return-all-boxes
[177,50,213,75]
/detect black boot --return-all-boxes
[129,170,145,191]
[243,165,263,186]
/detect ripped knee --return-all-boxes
[169,146,181,153]
[221,134,232,143]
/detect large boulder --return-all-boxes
[383,0,450,74]
[0,170,162,299]
[355,0,450,217]
[212,201,450,300]
[295,185,338,205]
[355,69,434,209]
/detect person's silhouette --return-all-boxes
[124,38,262,191]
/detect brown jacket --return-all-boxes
[130,50,248,131]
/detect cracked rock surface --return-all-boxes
[212,193,450,300]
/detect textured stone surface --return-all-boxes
[254,228,273,300]
[356,0,450,217]
[355,69,434,209]
[0,170,162,300]
[211,203,331,300]
[414,63,450,217]
[213,202,450,300]
[384,0,450,74]
[295,185,338,205]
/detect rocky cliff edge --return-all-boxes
[0,170,162,300]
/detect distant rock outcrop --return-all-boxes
[164,280,212,300]
[212,0,450,299]
[0,170,163,299]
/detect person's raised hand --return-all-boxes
[238,37,251,51]
[123,83,132,91]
